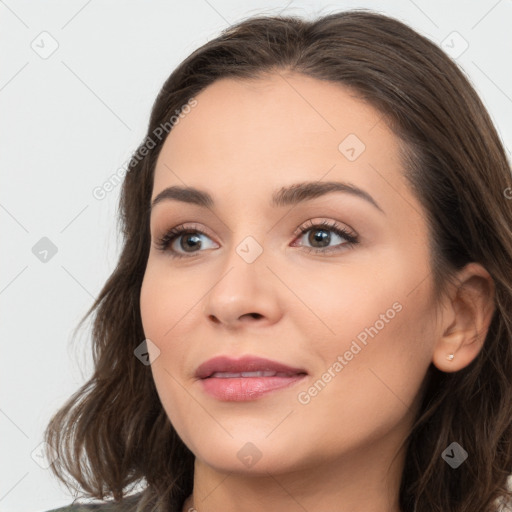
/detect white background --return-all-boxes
[1,1,511,511]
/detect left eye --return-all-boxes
[291,220,359,254]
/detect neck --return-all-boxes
[182,433,407,512]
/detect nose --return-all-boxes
[201,252,283,330]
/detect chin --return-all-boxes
[184,431,312,475]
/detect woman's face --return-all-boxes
[140,72,441,475]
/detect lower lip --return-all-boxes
[199,375,307,401]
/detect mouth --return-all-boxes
[195,355,308,401]
[209,370,299,378]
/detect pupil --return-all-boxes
[310,229,329,247]
[182,234,201,251]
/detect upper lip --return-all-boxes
[195,355,308,379]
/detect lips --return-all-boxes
[195,355,308,401]
[195,355,307,379]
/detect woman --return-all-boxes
[43,9,512,512]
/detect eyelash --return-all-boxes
[154,220,359,259]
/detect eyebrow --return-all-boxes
[150,181,385,215]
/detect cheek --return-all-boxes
[291,256,434,403]
[139,267,192,400]
[286,261,401,354]
[292,293,434,459]
[292,239,433,354]
[140,260,204,341]
[139,262,208,404]
[140,269,198,446]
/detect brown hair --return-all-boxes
[44,9,512,512]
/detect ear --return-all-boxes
[432,262,496,373]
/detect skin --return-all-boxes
[139,72,495,512]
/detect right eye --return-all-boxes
[154,224,218,259]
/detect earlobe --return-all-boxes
[431,262,496,373]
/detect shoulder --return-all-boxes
[43,507,102,512]
[42,495,142,512]
[43,505,125,512]
[42,506,107,512]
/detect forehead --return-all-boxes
[152,72,408,215]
